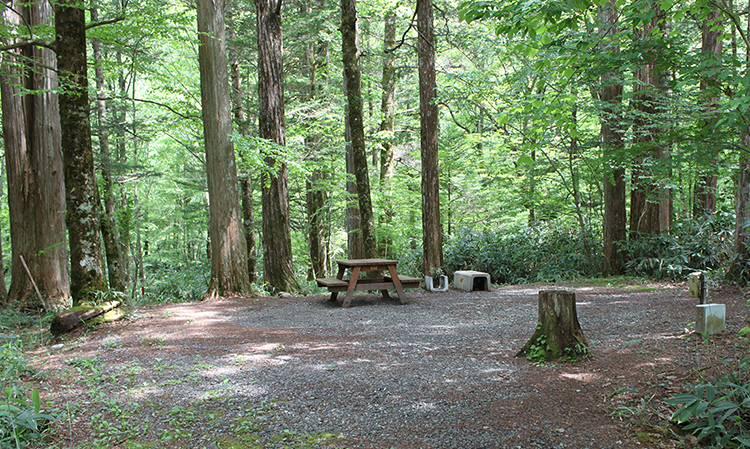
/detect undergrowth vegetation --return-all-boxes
[667,356,750,448]
[443,222,601,284]
[0,320,57,448]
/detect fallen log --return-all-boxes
[50,301,122,336]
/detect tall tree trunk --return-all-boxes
[197,0,250,299]
[695,4,724,216]
[55,0,108,305]
[1,0,70,309]
[341,0,375,258]
[114,56,132,285]
[345,114,364,259]
[255,0,298,293]
[378,11,397,258]
[729,8,750,282]
[599,1,626,276]
[629,0,669,236]
[418,0,443,276]
[302,0,329,279]
[91,4,126,293]
[227,4,258,284]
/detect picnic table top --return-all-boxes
[336,258,398,267]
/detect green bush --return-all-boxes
[667,356,750,448]
[443,222,601,284]
[622,214,734,280]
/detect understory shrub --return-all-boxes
[622,213,734,280]
[0,341,56,448]
[667,356,750,448]
[443,222,602,284]
[142,259,210,303]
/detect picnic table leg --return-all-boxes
[386,265,408,305]
[329,265,347,302]
[342,266,360,308]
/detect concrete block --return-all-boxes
[425,275,449,292]
[688,272,702,298]
[696,304,726,335]
[453,270,491,292]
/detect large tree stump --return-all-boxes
[516,290,590,362]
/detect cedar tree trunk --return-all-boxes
[197,0,250,298]
[598,1,626,276]
[255,0,298,292]
[1,0,70,309]
[418,0,443,276]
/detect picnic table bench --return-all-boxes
[316,259,420,308]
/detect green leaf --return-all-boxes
[517,155,535,167]
[31,388,40,414]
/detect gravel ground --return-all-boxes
[27,281,749,448]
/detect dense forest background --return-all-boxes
[1,0,749,307]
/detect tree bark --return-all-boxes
[630,0,670,237]
[256,0,298,293]
[197,0,250,299]
[341,0,375,258]
[227,5,258,284]
[345,117,365,259]
[377,11,397,258]
[729,10,750,282]
[55,0,109,305]
[303,0,330,279]
[418,0,443,276]
[516,290,590,361]
[695,4,724,216]
[598,1,626,276]
[91,4,126,293]
[1,0,70,309]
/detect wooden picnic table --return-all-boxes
[316,258,420,308]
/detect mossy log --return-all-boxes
[516,290,589,361]
[50,301,121,336]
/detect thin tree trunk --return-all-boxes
[1,0,70,309]
[599,1,627,276]
[240,179,258,283]
[115,56,132,285]
[55,0,108,305]
[197,0,250,299]
[91,4,126,293]
[378,11,397,258]
[256,0,298,293]
[418,0,443,276]
[341,0,375,258]
[303,0,329,279]
[227,4,258,284]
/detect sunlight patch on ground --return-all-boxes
[559,372,599,382]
